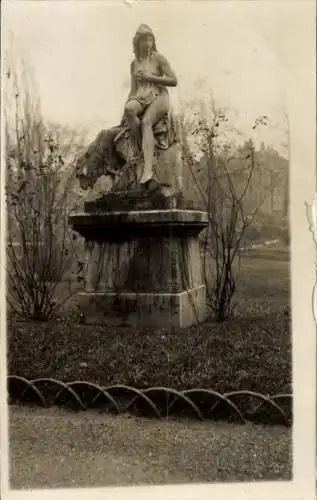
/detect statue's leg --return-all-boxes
[124,99,143,151]
[140,93,170,185]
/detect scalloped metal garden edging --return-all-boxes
[7,376,292,426]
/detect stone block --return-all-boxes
[76,286,206,328]
[69,198,208,328]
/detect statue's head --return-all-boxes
[76,152,97,190]
[133,24,157,60]
[75,129,126,191]
[75,132,110,190]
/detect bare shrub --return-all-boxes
[179,94,268,321]
[5,53,86,320]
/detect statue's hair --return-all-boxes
[133,24,157,60]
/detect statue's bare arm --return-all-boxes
[158,54,177,86]
[128,61,137,99]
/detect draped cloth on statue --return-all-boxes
[77,108,179,192]
[114,111,177,161]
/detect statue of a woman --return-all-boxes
[76,24,179,195]
[123,24,178,185]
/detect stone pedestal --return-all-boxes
[69,193,208,328]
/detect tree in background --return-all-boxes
[5,48,87,321]
[179,93,269,321]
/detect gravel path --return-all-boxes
[9,405,292,489]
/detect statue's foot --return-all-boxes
[139,171,154,185]
[139,179,160,195]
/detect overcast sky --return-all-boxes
[3,0,311,155]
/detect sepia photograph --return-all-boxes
[1,1,315,499]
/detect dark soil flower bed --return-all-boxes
[7,312,291,395]
[7,256,291,399]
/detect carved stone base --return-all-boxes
[76,287,206,328]
[69,198,208,328]
[84,189,196,212]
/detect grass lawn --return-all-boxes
[241,246,290,262]
[7,255,291,399]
